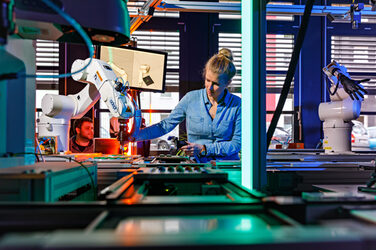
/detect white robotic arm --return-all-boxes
[38,58,141,152]
[70,58,135,119]
[318,61,368,153]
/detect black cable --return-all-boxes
[326,80,340,96]
[266,0,314,149]
[325,67,340,96]
[0,73,19,81]
[10,152,97,200]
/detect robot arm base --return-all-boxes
[319,98,361,122]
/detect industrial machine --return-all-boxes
[0,161,97,201]
[0,0,132,167]
[13,0,130,45]
[319,61,368,154]
[101,165,257,204]
[37,58,142,153]
[265,62,374,195]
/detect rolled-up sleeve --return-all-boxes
[136,93,190,141]
[205,106,241,157]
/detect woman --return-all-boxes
[136,48,241,163]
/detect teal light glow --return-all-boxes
[235,218,252,232]
[241,1,253,189]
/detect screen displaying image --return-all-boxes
[99,46,167,92]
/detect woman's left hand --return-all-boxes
[181,142,203,156]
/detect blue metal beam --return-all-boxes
[157,2,376,18]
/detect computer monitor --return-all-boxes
[99,45,167,92]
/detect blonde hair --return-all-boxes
[204,48,236,82]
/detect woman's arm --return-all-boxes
[136,93,191,141]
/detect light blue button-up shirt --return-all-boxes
[137,88,241,162]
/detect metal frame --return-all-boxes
[151,2,376,18]
[156,1,241,13]
[130,0,164,33]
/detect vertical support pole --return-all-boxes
[242,0,267,190]
[179,10,218,136]
[300,16,324,148]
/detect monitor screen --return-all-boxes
[99,45,167,92]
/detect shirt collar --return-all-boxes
[203,88,229,105]
[218,89,229,105]
[204,89,210,104]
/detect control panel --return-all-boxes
[132,165,228,181]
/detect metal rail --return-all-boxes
[129,2,376,33]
